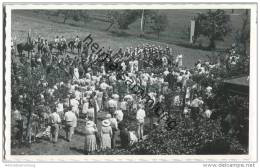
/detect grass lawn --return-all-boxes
[12,10,215,68]
[15,9,245,48]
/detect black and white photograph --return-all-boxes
[2,2,258,163]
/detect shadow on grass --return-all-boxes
[175,42,213,51]
[58,134,68,141]
[109,30,132,37]
[74,129,85,136]
[68,22,81,27]
[70,147,85,154]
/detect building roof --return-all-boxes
[223,76,249,87]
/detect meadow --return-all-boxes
[11,9,245,68]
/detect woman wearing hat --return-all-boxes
[105,113,118,148]
[100,119,113,149]
[84,120,98,154]
[82,98,95,121]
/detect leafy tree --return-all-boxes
[233,11,250,55]
[148,12,168,39]
[57,10,88,23]
[12,62,45,143]
[232,10,250,75]
[109,10,141,29]
[139,10,157,36]
[11,57,70,144]
[194,10,231,49]
[56,10,70,23]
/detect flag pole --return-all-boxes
[140,9,145,37]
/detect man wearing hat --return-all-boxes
[120,97,128,118]
[64,106,77,142]
[49,109,61,143]
[107,95,118,117]
[190,95,204,120]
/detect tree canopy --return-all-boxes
[194,9,231,49]
[148,12,168,39]
[108,10,142,30]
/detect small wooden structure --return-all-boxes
[223,76,249,96]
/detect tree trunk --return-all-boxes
[208,37,216,49]
[105,22,114,31]
[94,99,97,125]
[182,87,187,113]
[140,10,145,37]
[119,25,128,30]
[26,103,32,144]
[63,14,68,23]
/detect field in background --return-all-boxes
[14,10,245,47]
[11,9,246,68]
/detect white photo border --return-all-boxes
[3,2,258,162]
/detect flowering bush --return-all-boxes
[127,116,225,155]
[90,113,246,155]
[11,59,71,144]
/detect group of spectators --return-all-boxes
[12,35,241,154]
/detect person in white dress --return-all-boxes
[204,106,213,119]
[162,56,168,67]
[133,59,139,72]
[54,36,59,47]
[70,95,79,116]
[177,54,183,67]
[129,59,134,73]
[114,108,124,123]
[136,104,146,140]
[73,68,79,81]
[121,61,127,71]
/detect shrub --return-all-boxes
[110,10,141,30]
[91,115,244,155]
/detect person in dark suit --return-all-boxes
[119,123,130,149]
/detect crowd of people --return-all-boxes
[12,34,241,154]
